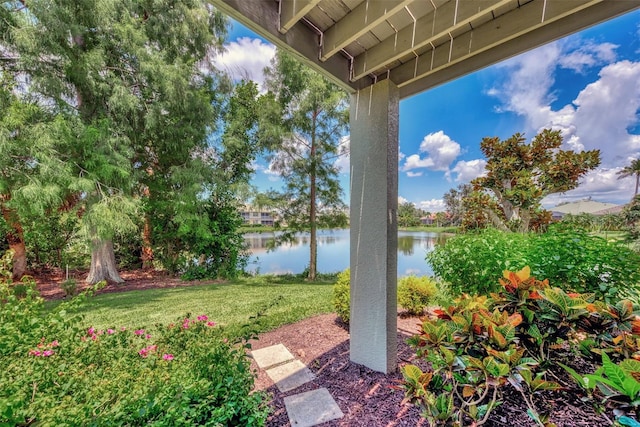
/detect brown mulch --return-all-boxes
[34,270,613,427]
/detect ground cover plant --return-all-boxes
[400,266,640,426]
[0,251,269,425]
[428,225,640,302]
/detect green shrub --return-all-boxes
[398,276,437,315]
[332,268,350,323]
[428,225,640,301]
[401,266,640,425]
[59,278,78,298]
[0,251,268,426]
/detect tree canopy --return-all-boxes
[465,129,600,232]
[260,50,349,280]
[1,1,262,281]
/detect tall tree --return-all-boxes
[398,202,422,227]
[443,183,473,226]
[469,129,600,232]
[0,77,73,278]
[262,50,349,281]
[3,0,229,283]
[617,158,640,198]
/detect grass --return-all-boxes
[49,275,335,338]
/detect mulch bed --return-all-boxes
[33,271,614,426]
[250,314,612,427]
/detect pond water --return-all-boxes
[244,228,448,277]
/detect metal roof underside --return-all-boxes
[211,0,640,100]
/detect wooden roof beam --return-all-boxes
[393,0,640,99]
[351,0,514,81]
[279,0,322,34]
[320,0,414,62]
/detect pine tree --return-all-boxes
[262,50,349,281]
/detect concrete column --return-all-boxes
[349,79,399,374]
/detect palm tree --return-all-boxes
[617,159,640,197]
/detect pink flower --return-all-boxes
[182,319,190,329]
[145,334,152,339]
[50,340,59,347]
[91,335,98,341]
[206,321,216,327]
[107,329,115,335]
[223,338,228,344]
[138,345,157,358]
[162,354,174,361]
[121,327,127,331]
[88,327,95,336]
[134,329,145,336]
[29,350,41,356]
[42,350,54,357]
[197,315,208,321]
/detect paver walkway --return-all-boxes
[251,344,344,426]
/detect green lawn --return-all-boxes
[50,276,334,338]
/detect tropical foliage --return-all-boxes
[400,267,640,426]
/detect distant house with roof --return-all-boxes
[551,199,622,220]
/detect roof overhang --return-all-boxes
[210,0,640,100]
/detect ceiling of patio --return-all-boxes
[212,0,640,99]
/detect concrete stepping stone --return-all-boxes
[266,359,315,392]
[251,344,295,369]
[284,388,344,427]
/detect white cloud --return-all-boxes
[418,199,446,212]
[406,171,423,177]
[542,167,634,206]
[450,159,487,182]
[418,131,461,171]
[398,196,409,205]
[490,39,640,168]
[558,42,618,73]
[334,135,350,173]
[401,130,460,172]
[401,154,434,171]
[213,37,275,90]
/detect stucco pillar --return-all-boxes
[349,79,399,374]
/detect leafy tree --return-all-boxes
[443,183,472,226]
[0,78,73,278]
[398,202,422,227]
[3,0,233,283]
[617,158,640,198]
[468,129,600,232]
[261,50,349,281]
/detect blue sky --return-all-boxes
[214,10,640,211]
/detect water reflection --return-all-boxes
[244,229,446,277]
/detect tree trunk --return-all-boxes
[635,173,639,197]
[87,239,124,284]
[1,205,27,279]
[309,173,317,281]
[141,216,154,269]
[308,116,317,281]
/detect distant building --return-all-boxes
[551,199,621,220]
[239,206,277,226]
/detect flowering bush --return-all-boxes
[0,251,268,425]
